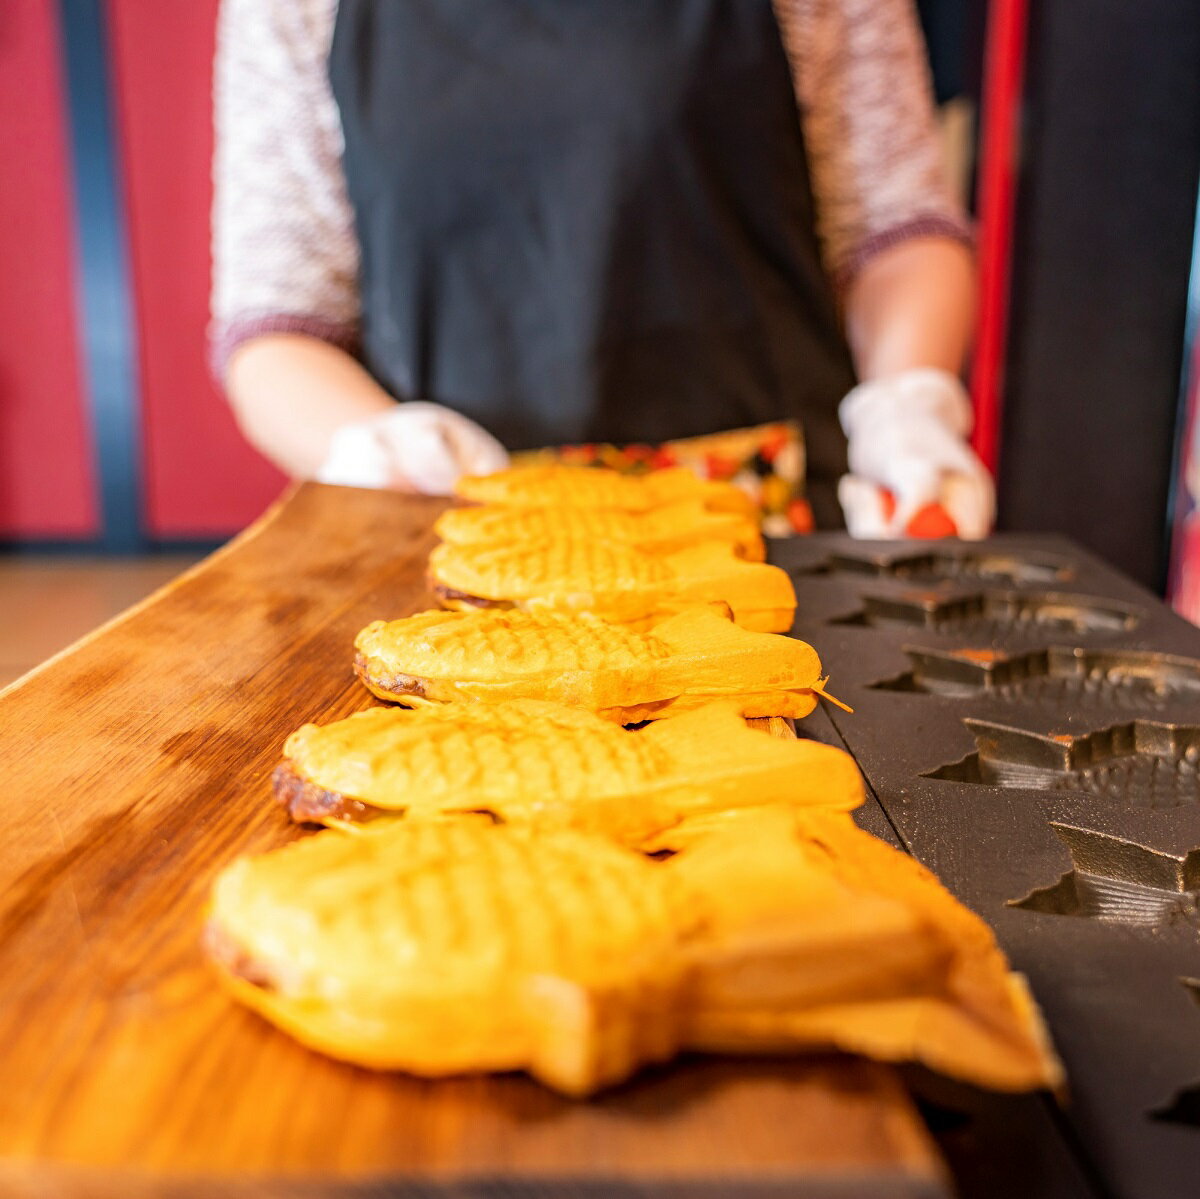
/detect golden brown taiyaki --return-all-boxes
[354,606,825,722]
[274,699,863,831]
[428,538,796,632]
[435,500,765,561]
[455,463,756,517]
[206,807,1061,1097]
[207,820,693,1094]
[646,806,1061,1095]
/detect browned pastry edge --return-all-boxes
[430,581,505,608]
[352,653,429,699]
[273,761,512,828]
[203,921,277,991]
[272,760,379,825]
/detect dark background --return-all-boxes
[3,0,1200,594]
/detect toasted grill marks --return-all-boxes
[207,819,693,1092]
[351,607,823,721]
[206,809,1062,1095]
[272,760,377,824]
[352,653,429,699]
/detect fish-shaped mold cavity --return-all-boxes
[925,718,1200,809]
[834,590,1140,638]
[870,646,1200,709]
[1008,823,1200,926]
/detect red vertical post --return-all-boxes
[970,0,1030,475]
[0,0,97,538]
[106,0,287,539]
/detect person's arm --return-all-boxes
[225,335,395,479]
[777,0,988,536]
[836,225,987,539]
[212,0,507,489]
[226,335,508,490]
[842,235,975,381]
[837,233,989,539]
[778,0,975,358]
[211,0,365,476]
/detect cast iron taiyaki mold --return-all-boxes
[1008,824,1200,925]
[833,590,1141,637]
[924,719,1200,809]
[869,646,1200,709]
[807,549,1075,586]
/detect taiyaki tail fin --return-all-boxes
[651,607,820,696]
[640,703,863,813]
[519,969,686,1096]
[662,807,1065,1095]
[665,543,796,631]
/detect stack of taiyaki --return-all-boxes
[431,465,797,632]
[455,463,758,516]
[435,499,766,560]
[206,463,1062,1099]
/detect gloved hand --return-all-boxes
[837,368,995,540]
[316,402,509,494]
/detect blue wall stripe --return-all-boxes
[58,0,144,553]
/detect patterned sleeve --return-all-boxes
[774,0,974,291]
[210,0,359,376]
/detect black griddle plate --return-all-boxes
[781,533,1200,1199]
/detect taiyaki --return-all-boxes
[207,821,693,1094]
[273,699,863,831]
[206,807,1061,1097]
[435,500,765,561]
[646,806,1061,1096]
[428,538,796,632]
[354,605,826,723]
[456,463,756,518]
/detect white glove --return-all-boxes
[316,402,509,494]
[837,368,995,540]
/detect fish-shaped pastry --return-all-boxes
[427,538,796,632]
[273,699,863,831]
[645,806,1062,1097]
[207,820,694,1095]
[455,463,756,517]
[434,500,766,562]
[354,606,826,723]
[206,806,1062,1097]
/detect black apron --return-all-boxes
[329,0,855,525]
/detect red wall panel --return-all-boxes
[0,2,97,537]
[106,0,286,538]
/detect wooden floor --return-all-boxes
[0,553,202,689]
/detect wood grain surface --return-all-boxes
[0,483,948,1198]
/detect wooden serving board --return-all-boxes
[0,483,947,1198]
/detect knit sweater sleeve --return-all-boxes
[210,0,971,375]
[774,0,973,291]
[209,0,358,377]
